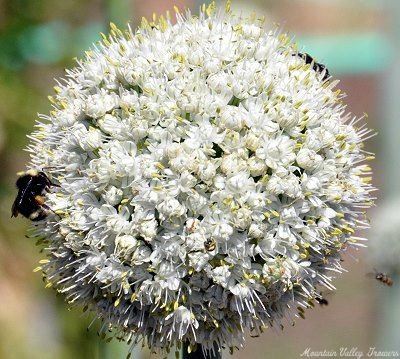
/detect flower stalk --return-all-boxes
[182,342,221,359]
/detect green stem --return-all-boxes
[182,342,221,359]
[98,339,108,359]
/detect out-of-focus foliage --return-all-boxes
[0,1,108,358]
[0,1,104,69]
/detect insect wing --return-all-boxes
[11,195,21,217]
[11,176,35,217]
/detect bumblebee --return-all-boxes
[11,169,57,221]
[296,52,330,81]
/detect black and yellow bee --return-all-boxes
[296,52,330,81]
[11,169,57,221]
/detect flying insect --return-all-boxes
[367,270,393,287]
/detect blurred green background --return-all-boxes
[0,0,395,358]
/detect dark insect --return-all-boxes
[204,237,217,252]
[367,270,393,287]
[315,296,329,306]
[295,52,330,81]
[11,169,58,221]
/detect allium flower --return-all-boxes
[24,2,374,355]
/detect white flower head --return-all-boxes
[24,2,375,356]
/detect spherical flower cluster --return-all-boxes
[26,3,374,355]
